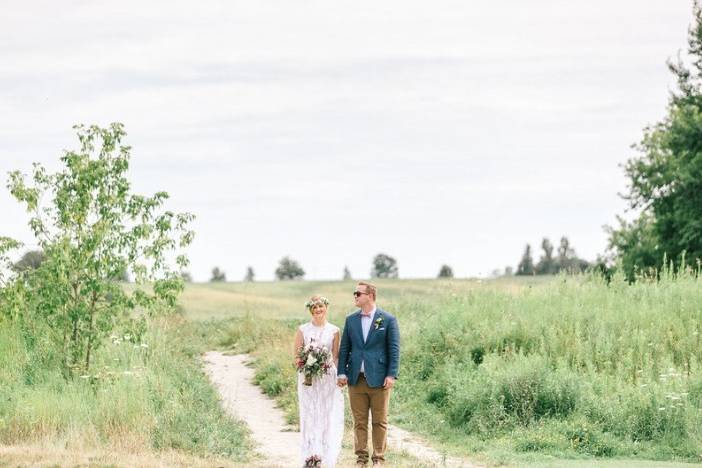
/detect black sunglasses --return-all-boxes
[353,291,368,297]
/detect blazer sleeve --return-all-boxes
[386,314,400,379]
[337,316,351,377]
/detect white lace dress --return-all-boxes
[297,322,344,467]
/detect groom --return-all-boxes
[337,281,400,466]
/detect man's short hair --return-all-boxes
[357,281,377,300]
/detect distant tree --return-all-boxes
[438,264,454,278]
[504,266,514,276]
[180,271,193,282]
[606,2,702,276]
[371,253,398,279]
[244,266,255,282]
[12,249,45,273]
[275,256,305,280]
[516,244,535,275]
[210,267,226,282]
[556,236,590,273]
[342,265,352,280]
[535,238,557,275]
[556,237,575,270]
[114,267,130,282]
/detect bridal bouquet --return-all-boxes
[296,341,332,386]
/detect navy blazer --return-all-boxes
[337,307,400,388]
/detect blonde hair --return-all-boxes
[357,281,377,300]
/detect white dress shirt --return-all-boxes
[360,307,376,373]
[338,306,377,380]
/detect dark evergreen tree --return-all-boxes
[516,244,535,276]
[244,266,255,282]
[438,264,454,278]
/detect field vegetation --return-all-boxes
[184,273,702,466]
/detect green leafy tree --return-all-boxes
[275,256,305,280]
[12,249,46,273]
[438,264,454,278]
[535,238,557,275]
[244,266,255,282]
[555,236,590,273]
[210,267,226,282]
[608,2,702,275]
[5,123,195,375]
[516,244,535,276]
[556,236,575,271]
[342,265,352,280]
[606,213,660,279]
[371,253,398,279]
[180,270,193,282]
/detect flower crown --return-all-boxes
[305,296,330,310]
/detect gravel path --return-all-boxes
[203,351,480,468]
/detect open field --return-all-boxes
[2,273,702,467]
[184,274,702,467]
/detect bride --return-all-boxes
[293,295,344,467]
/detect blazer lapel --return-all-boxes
[353,311,365,345]
[365,310,382,344]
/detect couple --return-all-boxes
[293,281,400,467]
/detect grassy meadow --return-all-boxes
[183,273,702,467]
[0,312,252,467]
[2,272,702,467]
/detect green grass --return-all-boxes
[181,274,702,467]
[0,313,252,463]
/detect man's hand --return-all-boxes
[383,376,395,389]
[337,376,348,388]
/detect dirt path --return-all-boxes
[203,351,480,468]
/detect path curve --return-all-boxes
[203,351,480,468]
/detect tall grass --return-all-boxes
[0,313,251,462]
[201,274,702,464]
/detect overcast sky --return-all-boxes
[0,0,694,281]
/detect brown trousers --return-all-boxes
[348,374,392,464]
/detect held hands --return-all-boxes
[337,376,348,388]
[383,376,396,389]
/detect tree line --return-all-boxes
[514,236,590,276]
